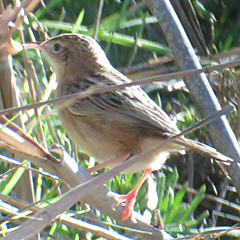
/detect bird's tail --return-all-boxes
[168,135,233,163]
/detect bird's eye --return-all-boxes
[53,43,62,52]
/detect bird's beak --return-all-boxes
[23,42,42,50]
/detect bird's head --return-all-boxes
[24,34,112,79]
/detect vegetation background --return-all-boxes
[0,0,240,239]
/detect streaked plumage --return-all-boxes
[25,34,232,221]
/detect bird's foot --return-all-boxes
[113,169,152,222]
[114,190,137,223]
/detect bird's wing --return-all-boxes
[66,69,180,134]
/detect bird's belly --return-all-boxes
[123,137,182,173]
[58,109,130,163]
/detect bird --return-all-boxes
[25,33,232,222]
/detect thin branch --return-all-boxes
[0,58,240,116]
[93,0,104,39]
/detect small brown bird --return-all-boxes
[25,34,231,222]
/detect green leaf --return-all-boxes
[72,9,85,33]
[181,185,206,221]
[155,93,162,108]
[41,20,171,54]
[156,173,166,210]
[35,0,64,18]
[166,167,179,188]
[46,221,59,240]
[2,160,28,195]
[166,182,188,223]
[196,210,209,224]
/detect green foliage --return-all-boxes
[154,168,207,236]
[192,0,240,51]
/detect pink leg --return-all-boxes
[115,168,152,222]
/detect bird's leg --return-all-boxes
[115,168,152,222]
[87,153,131,173]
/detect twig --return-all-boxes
[93,0,104,39]
[0,59,239,116]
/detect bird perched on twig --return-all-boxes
[25,33,232,222]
